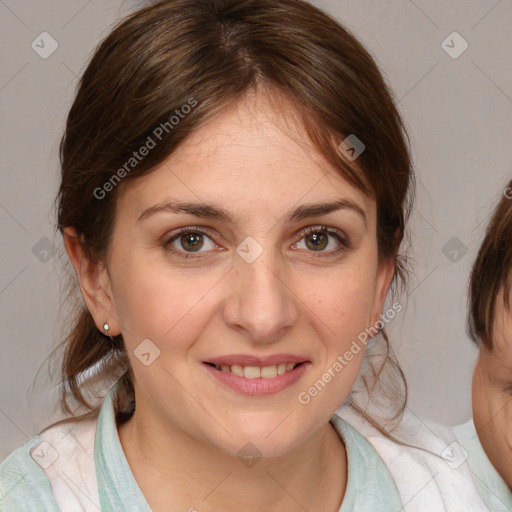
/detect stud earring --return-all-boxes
[102,321,121,348]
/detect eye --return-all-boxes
[163,225,350,260]
[293,225,350,257]
[163,227,218,258]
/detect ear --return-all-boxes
[63,227,121,336]
[369,256,396,327]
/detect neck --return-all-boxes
[118,401,347,512]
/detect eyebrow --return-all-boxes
[136,199,367,226]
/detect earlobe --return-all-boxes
[62,227,120,336]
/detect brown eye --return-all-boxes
[164,227,217,258]
[295,226,350,256]
[179,232,204,252]
[305,231,329,251]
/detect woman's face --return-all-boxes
[97,92,393,457]
[473,287,512,488]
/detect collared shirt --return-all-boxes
[0,379,403,511]
[453,419,512,512]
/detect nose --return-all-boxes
[222,248,299,345]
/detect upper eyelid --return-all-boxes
[165,225,347,245]
[163,224,350,250]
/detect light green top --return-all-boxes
[0,381,403,511]
[453,419,512,512]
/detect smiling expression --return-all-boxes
[95,90,394,457]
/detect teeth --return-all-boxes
[244,366,260,379]
[212,362,300,378]
[231,364,244,377]
[261,365,277,378]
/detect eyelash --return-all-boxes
[162,225,350,260]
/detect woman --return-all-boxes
[454,179,512,512]
[0,0,488,510]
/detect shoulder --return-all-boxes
[330,415,403,510]
[452,417,476,445]
[0,436,60,511]
[0,416,99,512]
[453,418,512,512]
[333,406,490,512]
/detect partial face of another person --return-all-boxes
[473,286,512,488]
[92,91,394,458]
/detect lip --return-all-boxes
[204,353,309,366]
[202,361,311,396]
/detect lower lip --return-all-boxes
[202,362,310,396]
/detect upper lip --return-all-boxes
[204,354,309,366]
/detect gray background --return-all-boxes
[1,0,511,460]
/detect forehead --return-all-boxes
[119,92,374,221]
[166,92,348,182]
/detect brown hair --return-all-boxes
[468,179,512,350]
[49,0,414,433]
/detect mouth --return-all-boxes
[202,353,312,396]
[202,357,310,396]
[203,361,304,379]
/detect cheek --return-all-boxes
[496,396,512,446]
[111,257,222,347]
[473,363,512,462]
[112,244,379,368]
[486,400,512,485]
[295,268,377,397]
[472,365,490,429]
[299,266,377,339]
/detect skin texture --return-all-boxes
[64,90,395,512]
[473,287,512,489]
